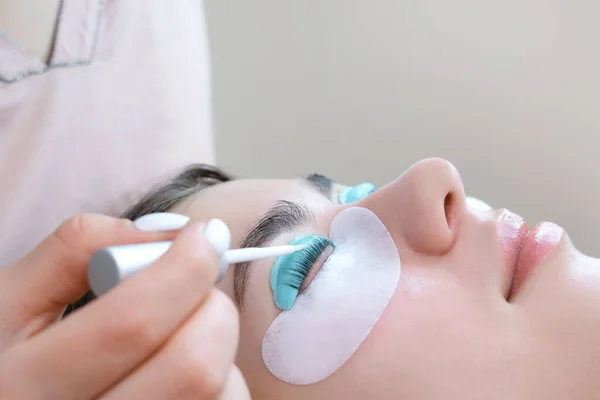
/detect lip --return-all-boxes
[496,211,564,299]
[496,210,529,296]
[508,221,564,298]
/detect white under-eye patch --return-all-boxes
[262,207,401,385]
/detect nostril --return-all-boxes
[444,192,455,228]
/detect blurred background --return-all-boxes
[206,1,600,255]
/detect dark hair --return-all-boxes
[62,164,233,317]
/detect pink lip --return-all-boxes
[496,211,564,299]
[509,221,564,298]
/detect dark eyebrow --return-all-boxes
[305,173,334,198]
[233,200,314,308]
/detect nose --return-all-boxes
[360,158,466,255]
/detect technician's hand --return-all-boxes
[0,213,251,399]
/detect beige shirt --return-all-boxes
[0,0,215,267]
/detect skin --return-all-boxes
[170,158,600,400]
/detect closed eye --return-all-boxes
[233,174,336,309]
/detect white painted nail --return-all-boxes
[133,212,190,232]
[466,196,493,212]
[204,219,232,283]
[204,219,231,254]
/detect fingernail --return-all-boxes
[204,219,231,282]
[204,219,231,254]
[133,213,190,231]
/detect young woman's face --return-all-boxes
[171,158,600,399]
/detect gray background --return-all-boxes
[206,1,600,256]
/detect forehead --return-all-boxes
[170,178,332,246]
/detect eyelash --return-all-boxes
[270,234,334,310]
[287,235,332,288]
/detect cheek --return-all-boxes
[239,264,282,347]
[361,277,456,365]
[349,276,514,386]
[235,301,281,394]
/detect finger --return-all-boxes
[102,290,240,400]
[220,366,252,400]
[0,221,221,400]
[0,214,180,338]
[63,213,192,317]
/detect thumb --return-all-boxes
[0,214,183,339]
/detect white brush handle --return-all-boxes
[88,241,305,296]
[223,244,305,264]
